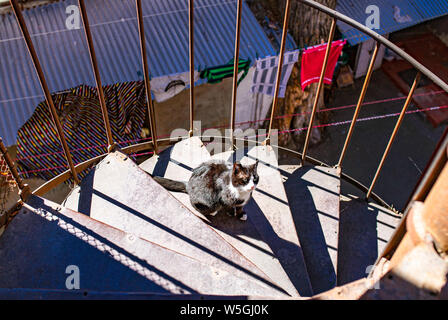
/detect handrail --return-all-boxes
[188,0,195,137]
[135,0,159,154]
[265,0,291,145]
[301,17,337,163]
[78,0,116,152]
[3,0,448,223]
[9,0,79,185]
[229,0,243,148]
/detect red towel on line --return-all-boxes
[300,39,346,90]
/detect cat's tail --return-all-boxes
[152,176,187,193]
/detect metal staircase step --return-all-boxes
[227,146,314,296]
[63,150,285,296]
[139,136,211,214]
[207,149,305,297]
[140,139,301,296]
[0,195,285,296]
[337,192,402,286]
[280,164,341,294]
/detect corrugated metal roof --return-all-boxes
[0,0,275,146]
[336,0,448,46]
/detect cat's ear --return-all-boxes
[233,162,243,174]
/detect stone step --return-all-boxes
[63,150,286,296]
[0,195,285,296]
[280,164,340,294]
[229,146,314,296]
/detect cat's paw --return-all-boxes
[239,213,247,221]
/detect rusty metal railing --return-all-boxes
[135,0,159,154]
[78,0,116,152]
[2,0,448,226]
[265,0,291,145]
[229,0,243,148]
[9,0,80,185]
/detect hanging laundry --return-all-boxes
[300,39,346,90]
[200,58,251,85]
[150,71,200,103]
[251,50,299,98]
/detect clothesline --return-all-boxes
[16,103,448,176]
[14,89,446,163]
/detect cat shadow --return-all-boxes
[205,198,313,297]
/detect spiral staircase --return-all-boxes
[0,136,402,298]
[1,0,448,299]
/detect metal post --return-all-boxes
[366,72,421,199]
[265,0,291,145]
[135,0,159,154]
[78,0,116,152]
[229,0,243,149]
[337,42,380,168]
[10,0,79,185]
[188,0,195,137]
[301,17,336,163]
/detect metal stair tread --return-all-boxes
[62,149,285,295]
[0,195,285,296]
[279,164,341,294]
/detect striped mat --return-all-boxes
[17,81,147,182]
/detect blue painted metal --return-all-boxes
[0,0,275,146]
[336,0,448,46]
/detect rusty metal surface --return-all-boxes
[63,150,286,296]
[338,42,380,168]
[135,0,158,154]
[9,0,79,185]
[0,195,284,296]
[301,17,336,163]
[422,162,448,252]
[230,0,242,145]
[266,0,291,143]
[78,0,115,151]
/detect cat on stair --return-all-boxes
[153,160,259,221]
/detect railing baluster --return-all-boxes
[301,17,336,163]
[229,0,243,149]
[0,137,30,199]
[78,0,115,152]
[337,42,380,168]
[135,0,158,154]
[10,0,79,185]
[188,0,194,137]
[366,72,421,199]
[265,0,291,145]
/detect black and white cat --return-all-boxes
[153,160,259,221]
